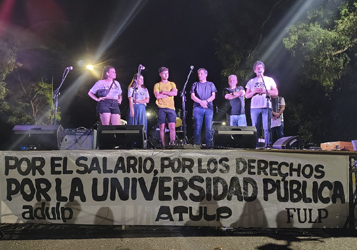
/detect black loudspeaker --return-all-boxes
[97,125,146,149]
[213,125,257,148]
[273,136,303,149]
[60,129,97,150]
[11,125,66,150]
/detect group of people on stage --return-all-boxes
[229,61,285,147]
[88,61,285,149]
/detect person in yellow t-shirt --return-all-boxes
[154,67,177,148]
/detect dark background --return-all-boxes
[3,0,353,149]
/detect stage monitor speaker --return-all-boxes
[273,136,303,149]
[11,125,65,150]
[61,129,97,150]
[97,125,146,149]
[213,125,256,149]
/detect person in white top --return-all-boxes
[245,61,278,147]
[128,73,150,133]
[270,96,285,145]
[88,66,122,125]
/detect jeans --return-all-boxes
[250,108,272,147]
[193,107,213,147]
[128,104,147,133]
[270,121,284,145]
[230,114,247,126]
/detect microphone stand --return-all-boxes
[131,65,144,125]
[53,67,71,125]
[180,66,194,145]
[260,73,271,148]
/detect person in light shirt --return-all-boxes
[270,96,285,145]
[245,61,278,147]
[128,73,150,133]
[88,66,122,125]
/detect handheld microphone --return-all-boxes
[190,65,194,70]
[139,64,145,70]
[258,70,263,74]
[67,66,73,70]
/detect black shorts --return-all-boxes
[157,108,176,124]
[97,99,120,114]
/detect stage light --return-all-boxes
[222,122,226,125]
[57,2,151,117]
[82,62,101,79]
[146,112,151,117]
[86,65,94,70]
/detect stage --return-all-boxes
[1,147,356,229]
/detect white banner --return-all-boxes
[0,150,349,228]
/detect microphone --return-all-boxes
[190,65,194,70]
[216,106,218,113]
[139,64,145,70]
[67,66,73,70]
[258,70,263,74]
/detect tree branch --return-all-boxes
[17,71,27,95]
[250,0,290,58]
[330,38,357,55]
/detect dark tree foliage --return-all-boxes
[212,0,294,81]
[283,0,357,144]
[0,30,61,149]
[214,0,357,145]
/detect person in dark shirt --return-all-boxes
[190,68,217,148]
[224,74,247,126]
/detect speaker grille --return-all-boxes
[213,125,256,148]
[97,125,146,149]
[11,125,65,150]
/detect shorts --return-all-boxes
[97,99,120,114]
[157,108,176,124]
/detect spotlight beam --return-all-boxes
[59,1,148,117]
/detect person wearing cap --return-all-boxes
[245,61,278,148]
[154,67,177,148]
[190,68,217,148]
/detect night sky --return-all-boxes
[3,0,306,142]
